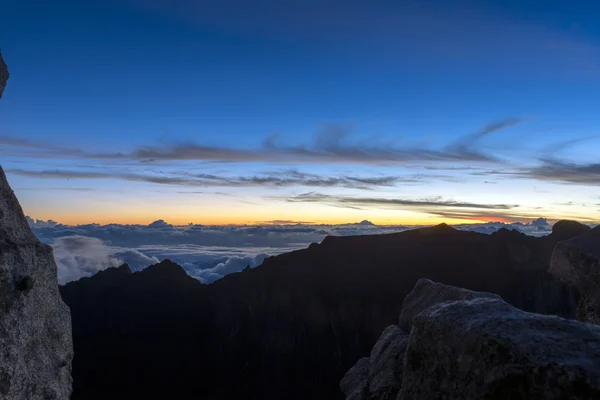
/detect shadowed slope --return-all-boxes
[61,222,587,399]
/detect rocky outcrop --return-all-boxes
[0,52,8,99]
[398,278,501,331]
[550,226,600,323]
[367,325,408,400]
[400,297,600,399]
[343,279,600,400]
[342,280,501,400]
[341,325,409,400]
[340,358,369,400]
[0,55,73,399]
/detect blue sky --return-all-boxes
[1,0,599,224]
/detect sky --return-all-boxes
[1,0,600,225]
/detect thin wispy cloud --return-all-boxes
[0,119,525,166]
[7,168,411,190]
[521,159,600,186]
[285,192,519,217]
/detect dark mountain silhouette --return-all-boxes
[60,222,588,400]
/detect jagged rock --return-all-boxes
[398,278,501,331]
[0,53,8,99]
[550,226,600,324]
[399,297,600,399]
[0,164,73,397]
[340,357,369,400]
[367,325,408,400]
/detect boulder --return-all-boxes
[0,61,73,400]
[398,278,501,331]
[399,297,600,399]
[340,357,369,400]
[550,226,600,323]
[367,325,408,400]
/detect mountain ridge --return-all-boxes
[60,220,587,399]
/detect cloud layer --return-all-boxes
[30,217,567,284]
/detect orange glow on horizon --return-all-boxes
[25,211,511,227]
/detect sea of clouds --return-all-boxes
[26,217,559,284]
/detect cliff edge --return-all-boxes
[0,53,73,399]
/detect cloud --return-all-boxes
[34,217,564,284]
[8,168,415,190]
[285,192,518,217]
[520,159,600,186]
[105,120,518,165]
[192,253,269,283]
[1,119,524,167]
[52,235,159,284]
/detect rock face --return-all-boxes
[342,279,600,400]
[0,55,73,399]
[400,297,600,399]
[550,226,600,324]
[0,53,8,99]
[341,326,409,400]
[367,325,408,400]
[342,280,502,400]
[398,278,501,331]
[340,358,370,400]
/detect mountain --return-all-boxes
[60,222,588,400]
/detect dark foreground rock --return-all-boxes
[0,165,73,399]
[343,279,600,400]
[340,357,370,400]
[398,278,501,331]
[342,279,502,400]
[551,226,600,323]
[400,297,600,399]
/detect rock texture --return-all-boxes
[400,297,600,399]
[398,278,501,331]
[551,226,600,324]
[342,279,502,400]
[342,279,600,400]
[367,325,408,400]
[340,358,370,400]
[341,326,409,400]
[0,52,8,99]
[0,55,73,400]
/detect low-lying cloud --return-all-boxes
[32,217,565,284]
[52,235,159,284]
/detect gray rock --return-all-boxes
[0,53,7,99]
[368,325,408,400]
[340,357,369,400]
[399,297,600,399]
[398,278,502,331]
[550,226,600,324]
[0,83,73,399]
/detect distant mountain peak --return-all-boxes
[427,223,457,232]
[358,220,375,226]
[141,259,192,280]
